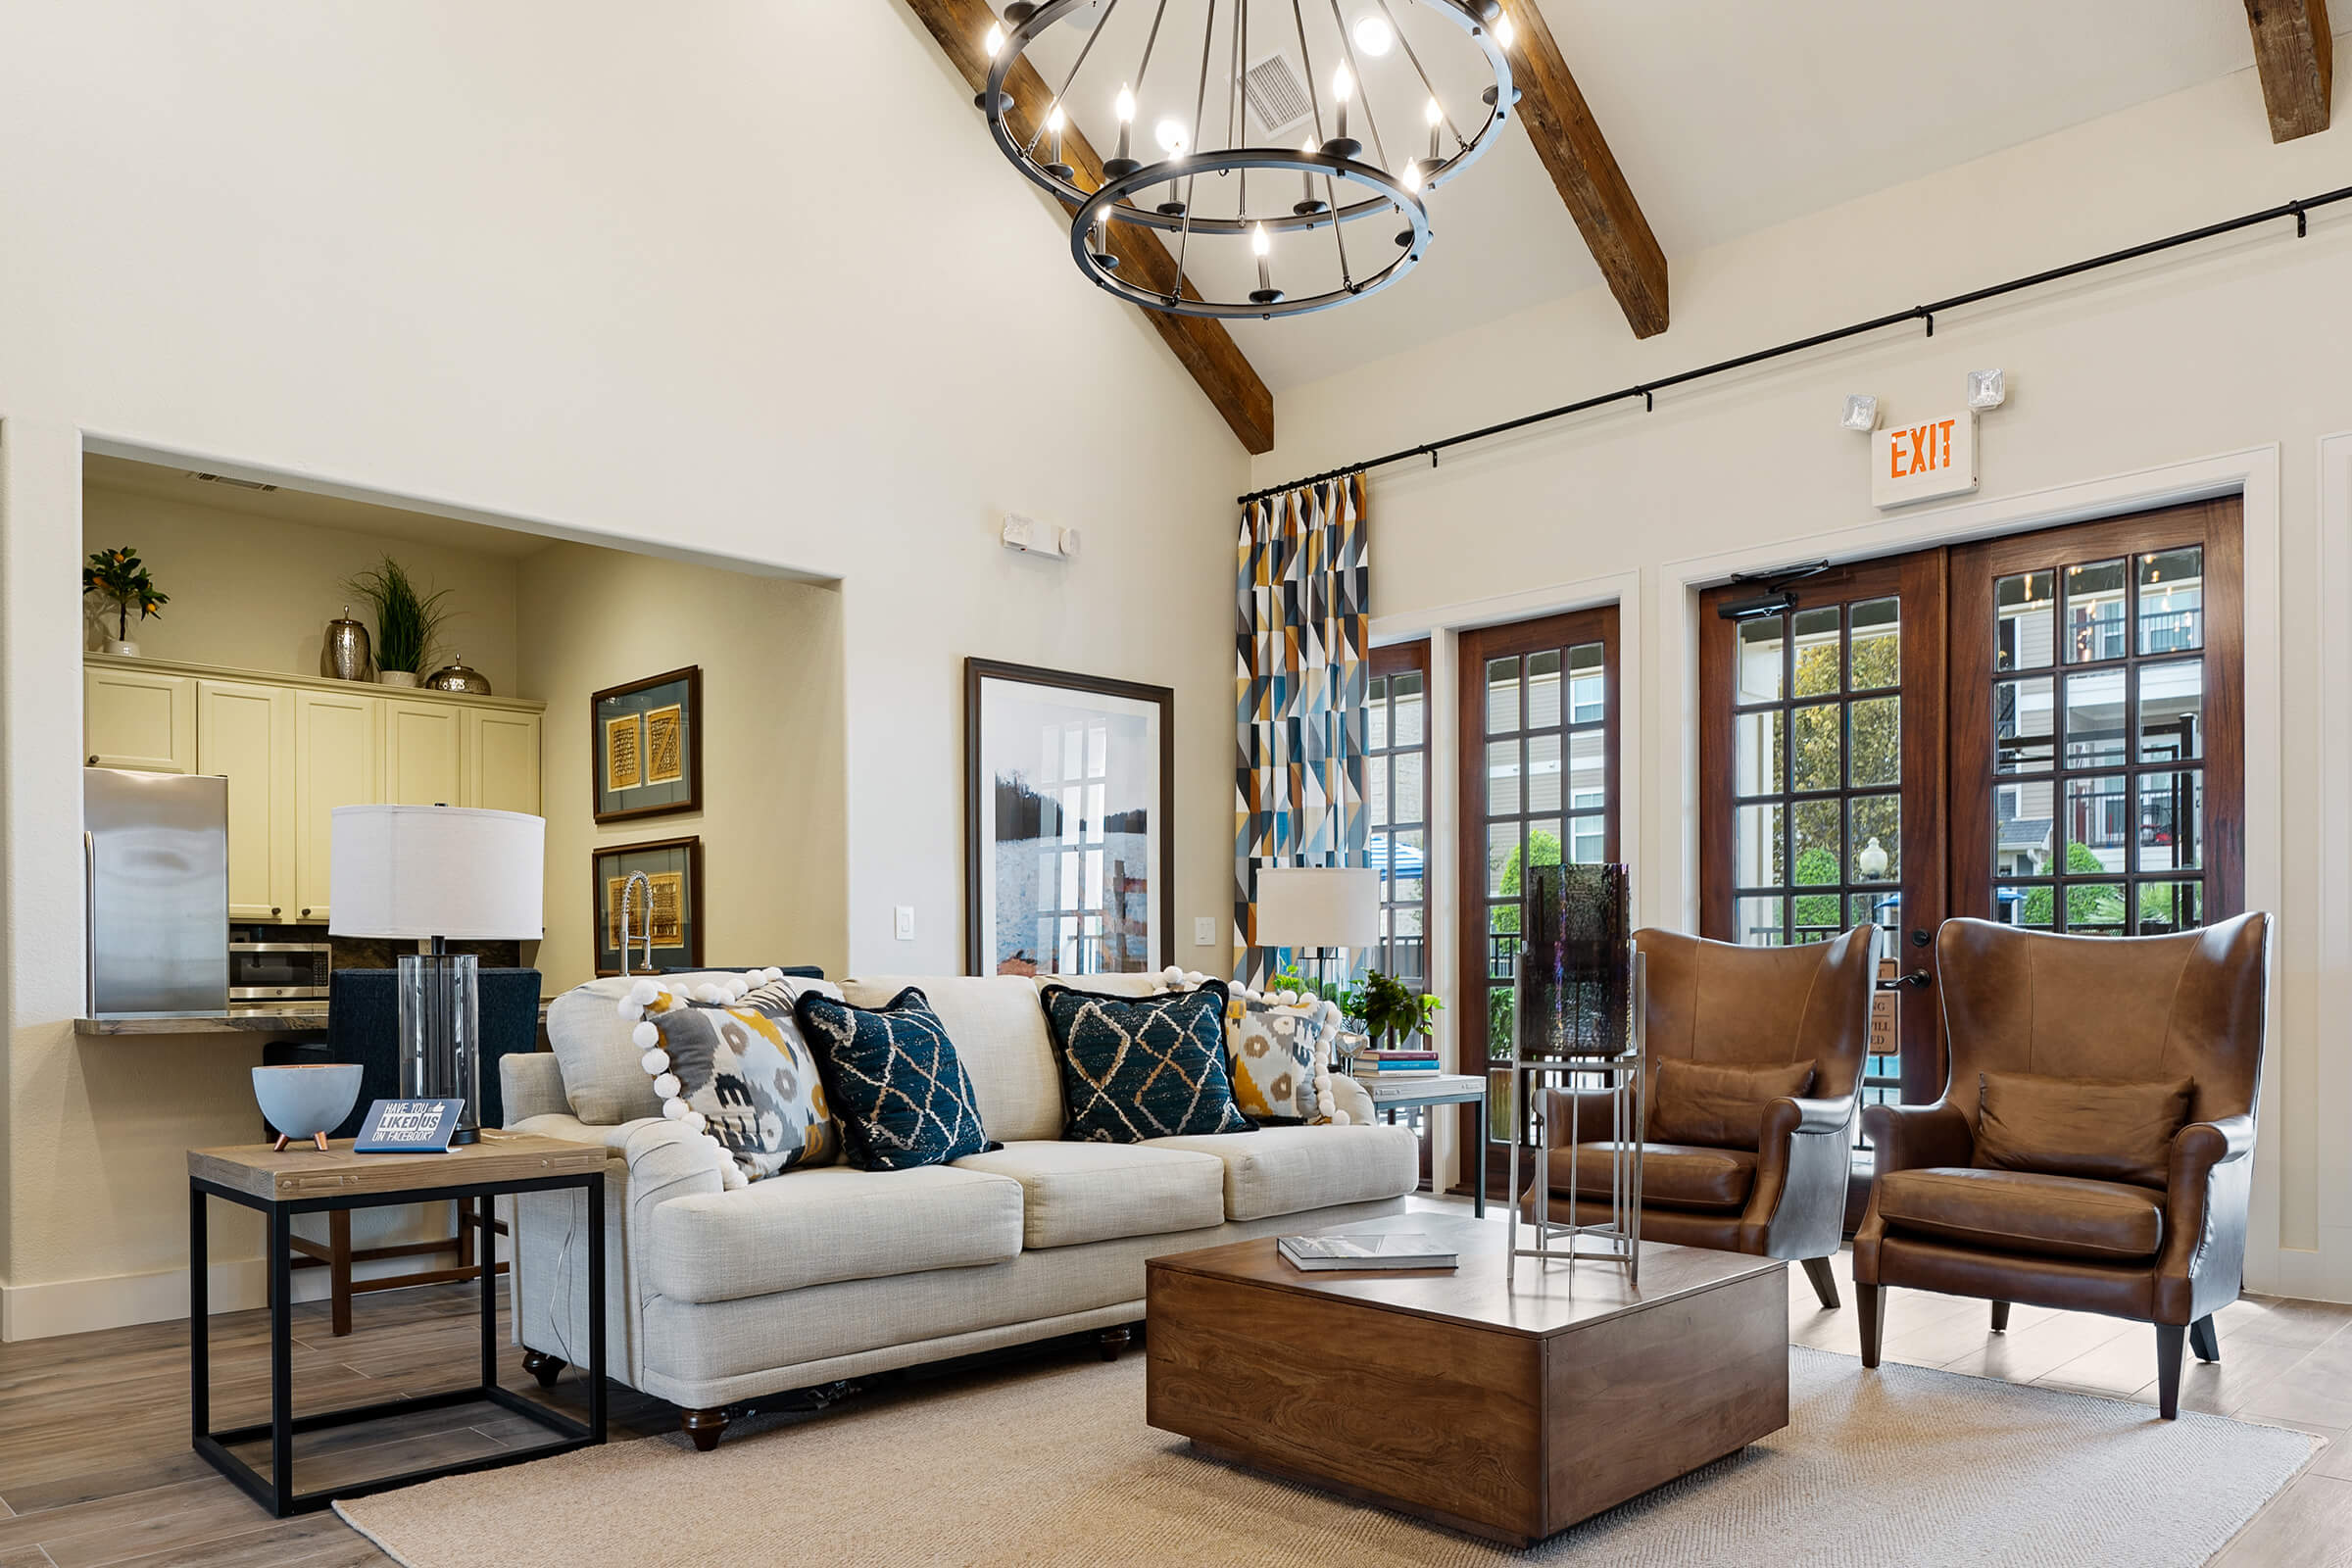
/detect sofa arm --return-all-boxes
[2175,1113,2256,1171]
[1762,1094,1856,1142]
[1328,1073,1375,1126]
[502,1053,571,1126]
[1542,1087,1628,1147]
[1859,1101,1974,1177]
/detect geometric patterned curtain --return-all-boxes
[1233,473,1370,991]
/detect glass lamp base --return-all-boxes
[397,950,480,1144]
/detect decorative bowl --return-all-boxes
[252,1063,363,1151]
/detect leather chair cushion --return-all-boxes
[1876,1166,2165,1261]
[1975,1071,2192,1189]
[1546,1142,1757,1210]
[1649,1058,1815,1151]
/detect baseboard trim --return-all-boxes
[0,1251,470,1342]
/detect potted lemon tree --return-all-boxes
[83,546,169,656]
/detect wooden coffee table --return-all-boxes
[1145,1213,1788,1546]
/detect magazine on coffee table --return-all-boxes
[1277,1233,1458,1272]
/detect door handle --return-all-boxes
[1877,971,1932,991]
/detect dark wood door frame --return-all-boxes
[1698,551,1949,1102]
[1452,606,1621,1203]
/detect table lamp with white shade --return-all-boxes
[329,805,545,1145]
[1252,865,1382,993]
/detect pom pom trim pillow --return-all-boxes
[1153,966,1344,1125]
[794,986,997,1171]
[612,967,840,1190]
[1039,980,1252,1143]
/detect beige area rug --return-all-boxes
[337,1347,2318,1567]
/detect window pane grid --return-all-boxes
[1985,543,2208,936]
[1367,662,1428,980]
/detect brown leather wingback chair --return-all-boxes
[1852,912,2270,1419]
[1521,924,1876,1308]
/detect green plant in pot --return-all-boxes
[343,557,454,688]
[83,547,168,656]
[1355,968,1442,1054]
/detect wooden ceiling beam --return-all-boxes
[900,0,1275,455]
[2242,0,2333,142]
[1496,2,1669,338]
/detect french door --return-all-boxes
[1698,497,2244,1121]
[1455,606,1619,1196]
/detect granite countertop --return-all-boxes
[75,1001,552,1037]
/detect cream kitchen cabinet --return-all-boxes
[196,679,297,920]
[84,665,196,773]
[85,656,544,924]
[466,708,543,815]
[383,699,466,807]
[292,688,383,922]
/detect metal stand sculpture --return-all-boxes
[1503,864,1645,1286]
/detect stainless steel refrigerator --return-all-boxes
[84,767,229,1015]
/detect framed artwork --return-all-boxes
[965,658,1174,978]
[592,666,702,823]
[592,835,704,975]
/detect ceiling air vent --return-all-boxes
[1244,52,1312,136]
[186,471,278,492]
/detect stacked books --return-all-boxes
[1277,1233,1458,1272]
[1349,1046,1442,1078]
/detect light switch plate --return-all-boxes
[1194,916,1217,947]
[893,905,915,941]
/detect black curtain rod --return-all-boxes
[1238,181,2352,508]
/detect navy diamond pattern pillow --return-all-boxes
[1039,981,1252,1144]
[794,987,996,1171]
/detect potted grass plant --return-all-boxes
[83,546,169,656]
[342,557,453,687]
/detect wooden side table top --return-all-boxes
[187,1129,607,1203]
[1149,1211,1782,1339]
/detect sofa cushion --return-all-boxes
[640,975,840,1183]
[846,976,1064,1142]
[1544,1142,1757,1210]
[1040,982,1252,1143]
[1975,1071,2191,1190]
[1145,1125,1418,1221]
[1648,1058,1815,1151]
[954,1140,1225,1249]
[1226,994,1330,1124]
[1876,1166,2165,1262]
[796,988,997,1171]
[549,970,801,1125]
[647,1163,1024,1303]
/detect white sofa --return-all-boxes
[502,971,1417,1448]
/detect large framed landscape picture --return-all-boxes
[965,659,1173,978]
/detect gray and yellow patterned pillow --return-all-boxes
[635,970,842,1186]
[1226,993,1331,1123]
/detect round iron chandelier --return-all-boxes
[979,0,1517,319]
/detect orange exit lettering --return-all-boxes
[1886,418,1959,478]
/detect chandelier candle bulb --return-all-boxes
[1254,221,1271,290]
[1109,81,1137,172]
[984,21,1004,57]
[1426,95,1444,160]
[1334,66,1352,142]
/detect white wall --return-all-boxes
[1252,61,2352,1298]
[80,485,522,689]
[0,1,1247,1336]
[516,542,852,990]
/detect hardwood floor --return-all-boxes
[0,1228,2345,1564]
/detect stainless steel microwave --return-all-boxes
[228,941,331,1002]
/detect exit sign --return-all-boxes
[1872,410,1978,508]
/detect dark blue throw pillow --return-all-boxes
[1038,981,1252,1144]
[793,987,996,1170]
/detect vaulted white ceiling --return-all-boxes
[1186,0,2270,391]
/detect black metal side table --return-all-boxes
[187,1131,609,1517]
